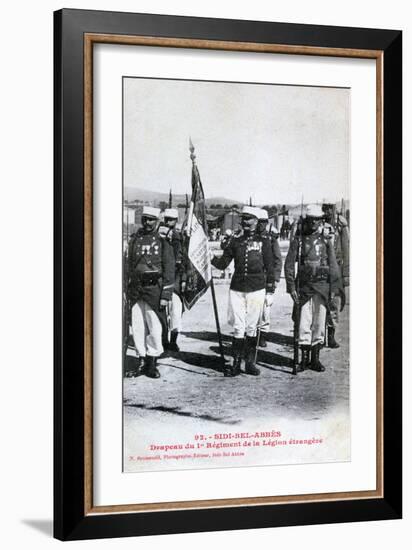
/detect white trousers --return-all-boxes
[298,294,327,346]
[131,300,163,357]
[229,289,265,338]
[170,293,183,332]
[261,303,271,333]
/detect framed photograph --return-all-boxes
[54,8,402,541]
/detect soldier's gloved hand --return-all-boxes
[160,299,169,309]
[264,293,274,307]
[290,290,300,305]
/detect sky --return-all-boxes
[123,77,350,205]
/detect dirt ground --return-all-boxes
[124,242,350,428]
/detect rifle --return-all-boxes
[293,197,304,375]
[165,300,172,345]
[254,306,264,365]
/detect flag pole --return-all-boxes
[189,139,226,369]
[188,138,196,236]
[210,277,226,368]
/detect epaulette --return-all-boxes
[157,225,172,241]
[128,231,139,242]
[322,222,335,239]
[269,226,280,239]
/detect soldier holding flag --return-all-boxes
[211,206,275,377]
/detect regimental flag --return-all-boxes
[182,141,212,310]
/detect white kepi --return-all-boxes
[164,208,178,219]
[241,205,261,218]
[142,206,161,219]
[305,204,324,218]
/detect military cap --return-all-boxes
[164,208,179,219]
[305,204,324,219]
[241,205,260,218]
[257,208,269,221]
[142,206,161,219]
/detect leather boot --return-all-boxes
[259,332,268,348]
[227,337,243,377]
[144,355,161,378]
[244,336,260,376]
[124,356,145,378]
[327,326,340,348]
[168,330,180,352]
[298,345,311,372]
[310,344,325,372]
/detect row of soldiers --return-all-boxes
[124,203,349,379]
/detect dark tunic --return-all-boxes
[170,228,187,298]
[212,230,275,293]
[260,229,283,284]
[334,225,350,286]
[126,228,175,332]
[322,222,350,288]
[284,232,341,306]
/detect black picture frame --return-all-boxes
[54,8,402,541]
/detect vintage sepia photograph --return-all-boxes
[122,76,350,473]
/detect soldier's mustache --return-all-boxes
[242,220,255,228]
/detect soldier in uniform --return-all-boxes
[256,208,283,347]
[280,218,291,240]
[160,208,186,352]
[284,204,342,372]
[126,206,175,378]
[211,206,275,377]
[322,204,349,348]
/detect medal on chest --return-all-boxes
[137,237,160,256]
[246,240,262,253]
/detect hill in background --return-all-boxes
[124,187,240,207]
